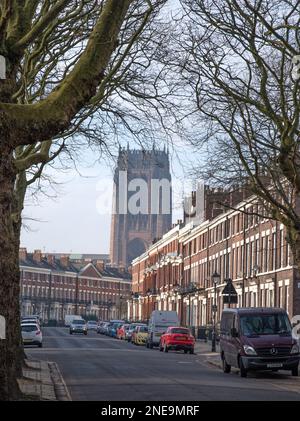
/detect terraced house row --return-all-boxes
[130,187,300,333]
[19,249,131,323]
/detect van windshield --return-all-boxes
[240,314,292,336]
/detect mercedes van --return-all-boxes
[220,307,299,377]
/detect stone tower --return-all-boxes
[110,147,172,267]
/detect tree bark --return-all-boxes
[0,144,21,400]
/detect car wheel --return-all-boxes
[184,350,188,354]
[159,342,163,352]
[189,348,194,355]
[222,354,231,373]
[149,342,153,349]
[38,343,43,348]
[69,331,72,335]
[164,344,168,353]
[84,332,87,336]
[239,358,247,378]
[146,342,149,348]
[292,367,299,376]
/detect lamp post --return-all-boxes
[212,271,220,352]
[146,289,152,322]
[107,298,112,320]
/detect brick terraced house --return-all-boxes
[19,249,131,323]
[130,188,300,332]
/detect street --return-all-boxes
[26,328,300,401]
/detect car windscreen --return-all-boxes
[88,321,97,324]
[170,328,189,335]
[240,314,292,336]
[22,325,38,332]
[139,326,148,333]
[72,320,85,325]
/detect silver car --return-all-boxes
[69,319,87,335]
[21,323,43,347]
[87,321,98,331]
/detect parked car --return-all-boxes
[21,318,40,327]
[69,319,87,335]
[132,325,148,345]
[22,315,40,324]
[107,320,125,337]
[117,324,131,340]
[147,310,179,348]
[103,322,111,335]
[109,322,123,338]
[220,307,300,378]
[97,321,107,334]
[21,323,43,347]
[87,321,98,331]
[159,327,195,354]
[126,323,147,342]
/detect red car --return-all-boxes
[117,324,130,340]
[159,327,195,354]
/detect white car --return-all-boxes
[21,323,43,347]
[86,321,98,331]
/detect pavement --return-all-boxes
[18,358,71,401]
[194,340,222,368]
[24,327,300,401]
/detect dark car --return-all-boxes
[220,307,299,378]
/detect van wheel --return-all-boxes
[292,367,299,376]
[239,358,247,378]
[222,355,231,373]
[164,344,168,353]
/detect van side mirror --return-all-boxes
[231,327,238,338]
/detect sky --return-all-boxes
[20,144,196,254]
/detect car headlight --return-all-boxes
[291,344,299,354]
[243,345,257,356]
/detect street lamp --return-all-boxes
[212,271,220,352]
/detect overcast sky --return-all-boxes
[20,143,195,254]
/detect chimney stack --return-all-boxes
[33,249,42,263]
[95,260,105,272]
[60,255,70,268]
[19,247,27,261]
[47,254,55,266]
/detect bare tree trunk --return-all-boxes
[0,144,21,400]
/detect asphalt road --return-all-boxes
[26,327,300,401]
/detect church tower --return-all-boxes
[110,147,172,267]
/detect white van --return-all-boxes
[147,310,179,348]
[65,314,83,327]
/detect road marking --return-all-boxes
[26,348,150,352]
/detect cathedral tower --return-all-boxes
[110,147,172,267]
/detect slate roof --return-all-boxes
[20,253,131,280]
